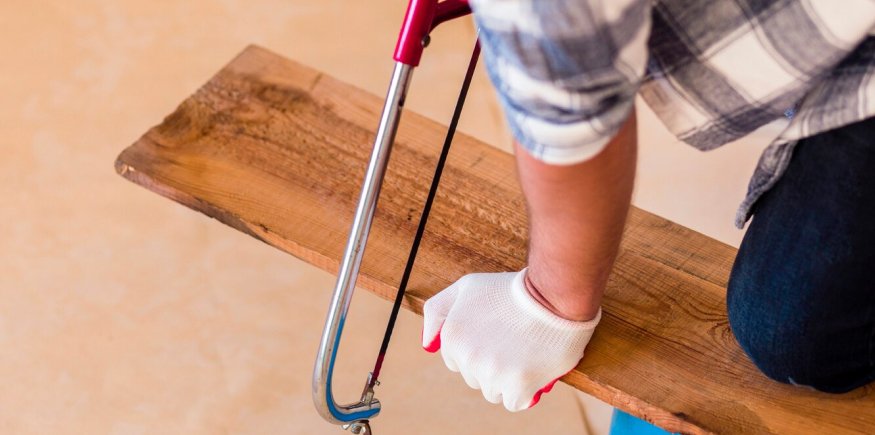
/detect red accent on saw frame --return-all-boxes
[394,0,471,66]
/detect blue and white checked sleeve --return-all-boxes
[470,0,652,164]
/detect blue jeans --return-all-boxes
[728,117,875,393]
[613,118,875,434]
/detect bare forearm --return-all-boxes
[517,110,637,321]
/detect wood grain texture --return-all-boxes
[116,45,874,434]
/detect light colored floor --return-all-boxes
[0,1,774,434]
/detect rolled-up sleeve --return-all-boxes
[470,0,652,164]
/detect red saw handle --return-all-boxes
[394,0,472,66]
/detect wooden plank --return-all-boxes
[115,45,875,434]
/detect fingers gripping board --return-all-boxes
[116,45,875,434]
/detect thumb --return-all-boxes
[421,280,461,352]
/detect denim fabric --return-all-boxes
[727,116,875,393]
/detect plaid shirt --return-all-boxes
[470,0,875,227]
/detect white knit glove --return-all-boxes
[422,269,601,411]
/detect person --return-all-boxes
[420,0,875,419]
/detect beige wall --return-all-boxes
[0,1,770,433]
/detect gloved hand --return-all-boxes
[422,269,601,411]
